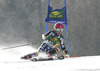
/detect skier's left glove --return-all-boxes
[63,50,70,58]
[64,50,70,55]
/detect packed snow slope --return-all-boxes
[0,46,100,71]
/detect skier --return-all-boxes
[21,23,69,60]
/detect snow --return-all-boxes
[0,46,100,71]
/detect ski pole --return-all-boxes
[2,44,30,50]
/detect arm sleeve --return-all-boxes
[45,31,53,37]
[60,38,66,51]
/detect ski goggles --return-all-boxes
[56,29,63,32]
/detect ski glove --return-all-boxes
[64,50,69,55]
[42,34,46,40]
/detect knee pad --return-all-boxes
[54,48,59,53]
[48,48,59,56]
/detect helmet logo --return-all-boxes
[54,23,64,31]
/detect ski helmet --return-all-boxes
[54,23,64,32]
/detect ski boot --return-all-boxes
[21,52,38,60]
[58,55,64,60]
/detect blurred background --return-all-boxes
[0,0,100,56]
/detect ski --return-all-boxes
[31,58,53,62]
[30,55,65,62]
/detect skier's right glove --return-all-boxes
[42,34,46,40]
